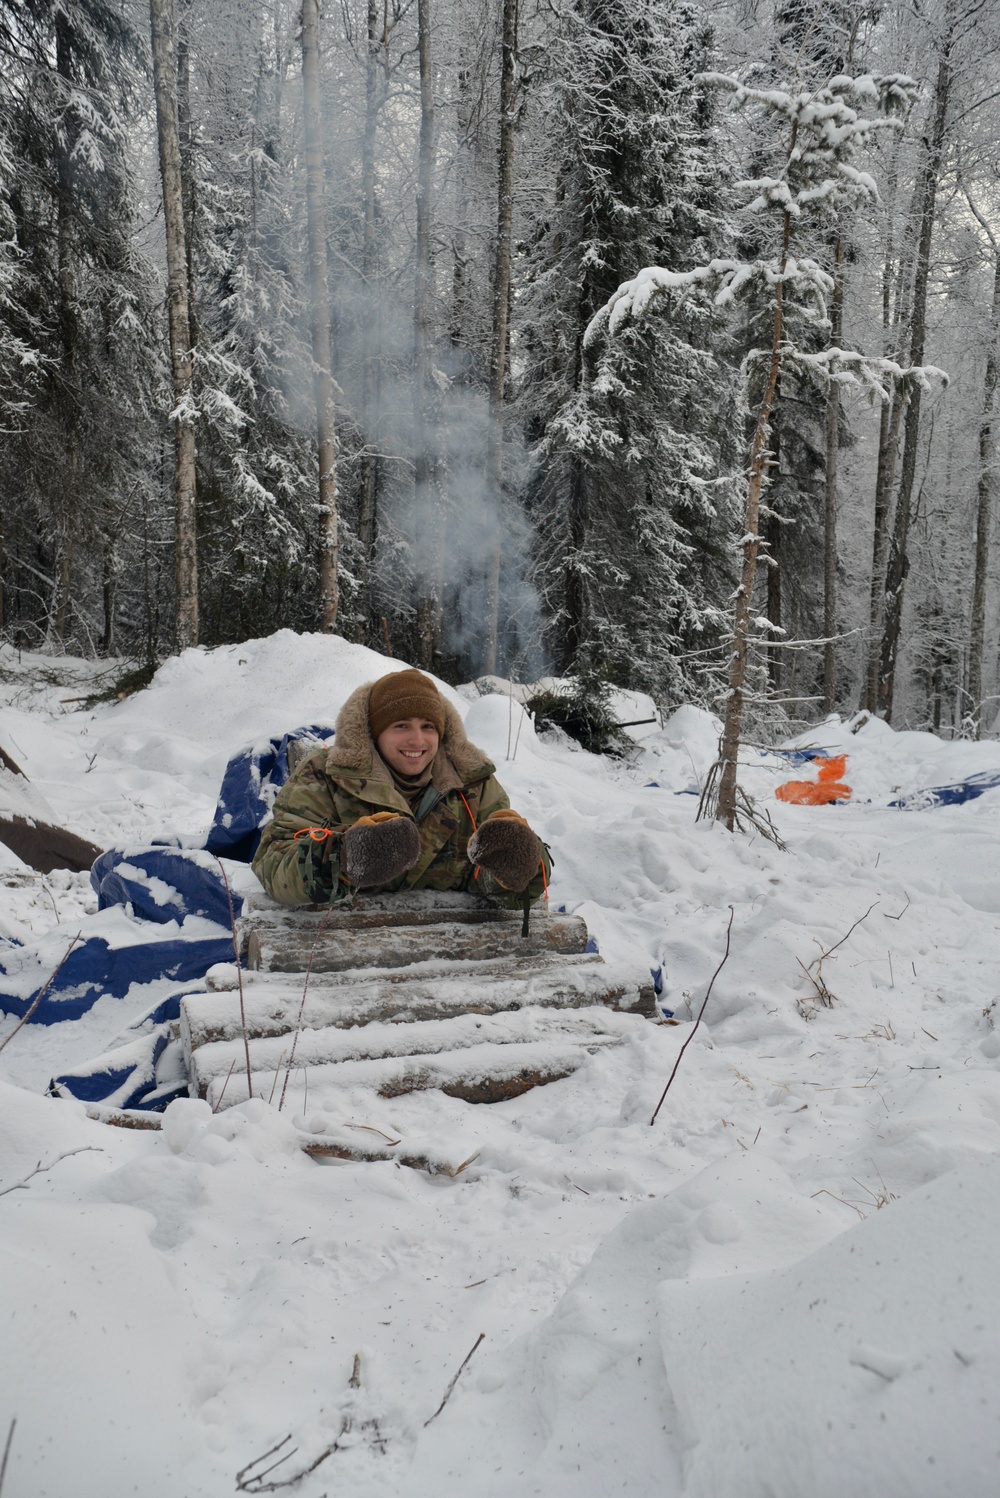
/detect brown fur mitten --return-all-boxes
[467,809,544,892]
[343,811,420,888]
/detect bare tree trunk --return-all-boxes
[300,0,339,632]
[480,0,518,676]
[762,399,782,694]
[716,203,791,830]
[863,133,921,714]
[413,0,441,669]
[878,10,954,719]
[149,0,199,650]
[968,247,1000,735]
[357,0,382,634]
[822,232,843,711]
[52,13,77,648]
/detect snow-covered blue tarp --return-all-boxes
[205,724,334,860]
[890,769,1000,810]
[47,985,202,1111]
[2,726,333,1109]
[2,726,332,1025]
[0,895,236,1025]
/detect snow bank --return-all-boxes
[662,1158,1000,1498]
[2,631,1000,1497]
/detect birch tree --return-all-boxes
[589,72,919,830]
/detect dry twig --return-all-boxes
[0,1147,102,1200]
[650,908,735,1126]
[279,903,336,1112]
[0,932,82,1053]
[213,858,252,1100]
[424,1333,486,1426]
[796,902,878,1017]
[235,1353,379,1490]
[0,1417,14,1497]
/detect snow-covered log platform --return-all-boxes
[177,889,657,1122]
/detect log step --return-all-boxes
[180,955,654,1056]
[205,1035,620,1110]
[240,889,531,922]
[239,892,531,941]
[189,1004,630,1099]
[246,914,589,974]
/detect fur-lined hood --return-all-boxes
[322,680,494,793]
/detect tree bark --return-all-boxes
[480,0,518,676]
[716,202,791,830]
[967,247,1000,735]
[357,0,382,633]
[822,232,843,712]
[300,0,339,632]
[413,0,441,670]
[149,0,199,651]
[877,10,954,719]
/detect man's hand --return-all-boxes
[343,811,420,888]
[468,809,544,892]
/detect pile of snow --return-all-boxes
[1,631,999,1497]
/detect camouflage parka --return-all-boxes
[251,682,551,909]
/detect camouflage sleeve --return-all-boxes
[251,753,350,906]
[471,774,553,910]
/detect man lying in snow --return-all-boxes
[252,669,551,910]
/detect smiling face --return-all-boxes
[376,717,440,776]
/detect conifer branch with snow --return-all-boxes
[586,69,942,831]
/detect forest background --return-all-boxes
[2,0,999,737]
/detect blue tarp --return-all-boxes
[3,724,333,1028]
[205,724,335,860]
[48,988,196,1111]
[0,921,234,1024]
[91,845,238,929]
[2,724,335,1109]
[890,769,1000,810]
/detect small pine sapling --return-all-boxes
[586,71,944,831]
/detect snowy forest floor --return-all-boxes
[1,631,998,1498]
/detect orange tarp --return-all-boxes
[775,754,851,805]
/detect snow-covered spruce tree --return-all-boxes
[162,0,335,648]
[0,0,161,651]
[514,0,732,703]
[588,72,923,830]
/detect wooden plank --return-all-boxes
[246,914,589,974]
[205,1036,618,1110]
[180,955,655,1059]
[188,1005,629,1098]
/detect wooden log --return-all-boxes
[78,1100,477,1176]
[246,913,589,974]
[0,813,103,874]
[81,1103,164,1130]
[205,1036,617,1110]
[240,887,515,920]
[238,893,553,962]
[296,1127,480,1176]
[188,1005,629,1097]
[180,955,655,1059]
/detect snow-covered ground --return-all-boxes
[1,630,999,1498]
